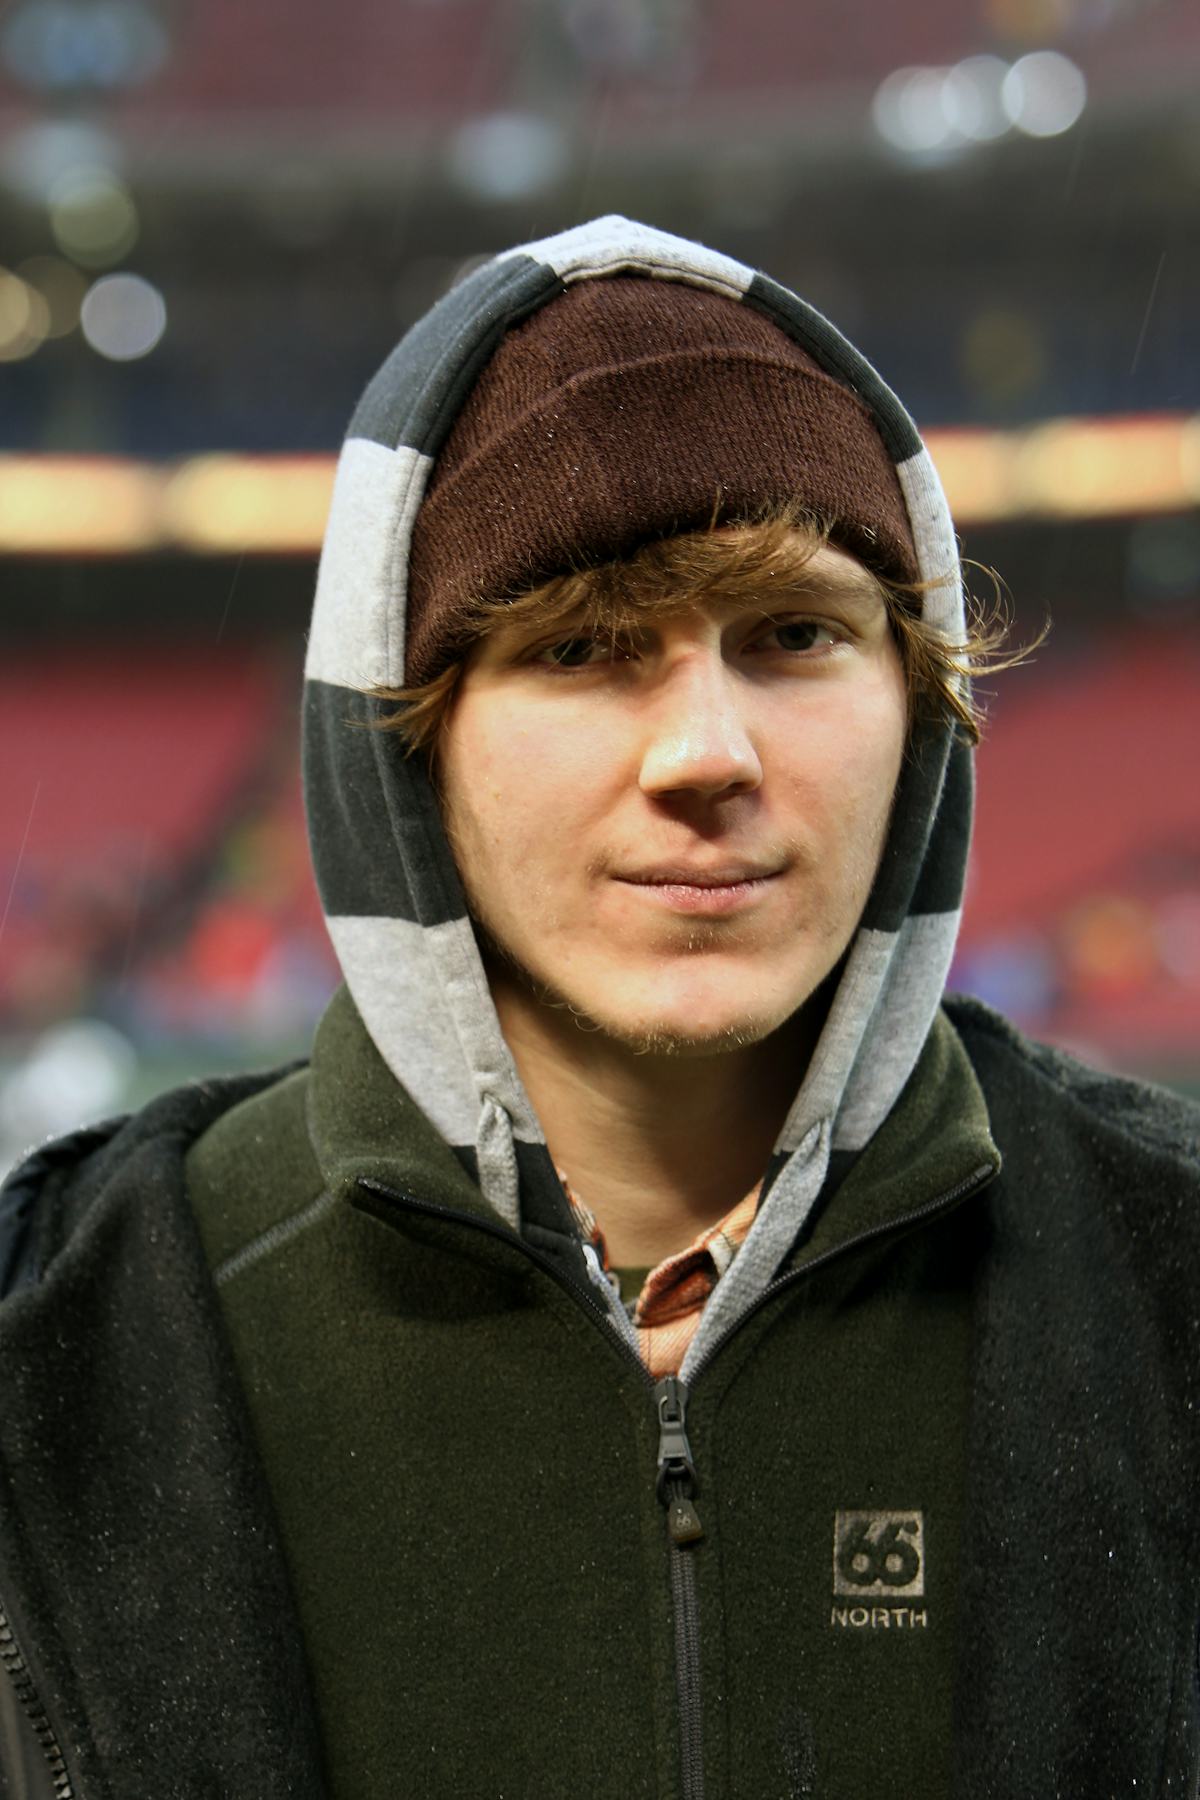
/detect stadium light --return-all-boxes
[0,456,162,550]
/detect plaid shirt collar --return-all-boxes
[559,1173,762,1379]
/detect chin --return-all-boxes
[479,923,824,1061]
[574,983,798,1060]
[604,1022,775,1060]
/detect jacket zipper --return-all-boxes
[656,1377,705,1800]
[0,1597,76,1798]
[358,1162,995,1799]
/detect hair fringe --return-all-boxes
[364,507,1045,760]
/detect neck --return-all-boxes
[488,963,820,1267]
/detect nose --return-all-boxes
[637,654,763,800]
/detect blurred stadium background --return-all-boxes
[2,0,1199,1175]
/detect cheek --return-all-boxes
[438,708,500,881]
[848,688,908,885]
[846,647,908,788]
[852,698,907,825]
[441,704,596,890]
[849,702,907,852]
[787,675,907,877]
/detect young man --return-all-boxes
[1,217,1198,1800]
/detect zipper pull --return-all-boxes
[655,1376,704,1544]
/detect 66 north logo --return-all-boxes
[833,1510,924,1598]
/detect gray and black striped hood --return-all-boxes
[302,215,971,1375]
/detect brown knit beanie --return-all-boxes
[405,275,918,686]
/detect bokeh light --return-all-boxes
[0,456,163,549]
[1061,896,1159,999]
[873,52,1086,156]
[162,456,334,551]
[872,58,1024,157]
[1016,415,1195,516]
[1002,51,1087,138]
[0,117,122,204]
[0,267,50,360]
[0,0,168,91]
[941,56,1011,143]
[79,272,166,360]
[872,67,962,156]
[49,167,139,266]
[446,112,569,201]
[17,253,87,337]
[0,1019,136,1162]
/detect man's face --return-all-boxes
[437,537,908,1058]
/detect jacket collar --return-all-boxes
[789,1004,1001,1275]
[305,982,1000,1312]
[306,981,493,1221]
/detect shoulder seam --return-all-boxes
[214,1188,337,1287]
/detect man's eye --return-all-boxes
[533,636,608,668]
[762,620,837,652]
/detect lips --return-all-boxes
[617,864,783,888]
[612,863,785,916]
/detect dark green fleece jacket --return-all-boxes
[183,987,997,1800]
[3,993,1199,1800]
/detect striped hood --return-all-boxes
[302,215,971,1376]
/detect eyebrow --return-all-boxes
[757,565,889,612]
